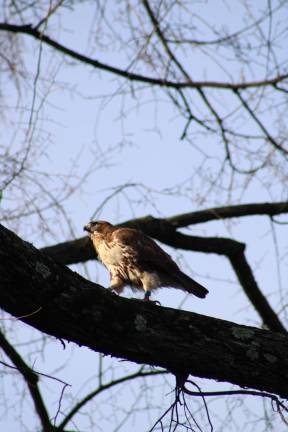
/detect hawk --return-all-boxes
[84,221,208,302]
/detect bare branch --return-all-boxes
[0,330,53,431]
[59,368,167,429]
[166,201,288,228]
[0,23,287,91]
[234,89,288,155]
[41,201,288,264]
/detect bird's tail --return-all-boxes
[174,271,208,298]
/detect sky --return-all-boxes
[0,1,288,431]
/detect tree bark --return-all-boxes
[41,201,288,265]
[40,212,286,334]
[1,223,288,398]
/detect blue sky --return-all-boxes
[0,1,287,431]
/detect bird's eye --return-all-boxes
[91,222,99,230]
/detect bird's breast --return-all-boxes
[94,240,126,266]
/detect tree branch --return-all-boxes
[166,201,288,227]
[59,368,166,429]
[40,203,288,334]
[139,229,286,334]
[1,223,288,398]
[234,89,288,155]
[41,201,288,264]
[228,251,285,333]
[0,23,287,91]
[40,218,245,265]
[0,330,53,431]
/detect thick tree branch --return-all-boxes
[138,229,286,334]
[40,219,244,265]
[0,223,288,398]
[228,252,285,333]
[0,23,287,91]
[166,201,288,227]
[40,203,287,334]
[41,201,288,264]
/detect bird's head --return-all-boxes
[83,220,113,235]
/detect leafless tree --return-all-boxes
[0,1,288,431]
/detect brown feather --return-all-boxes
[83,220,209,299]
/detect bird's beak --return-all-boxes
[83,223,91,233]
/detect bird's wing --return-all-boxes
[112,227,180,274]
[113,227,208,298]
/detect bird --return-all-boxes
[83,220,208,302]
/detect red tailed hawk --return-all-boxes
[84,221,208,302]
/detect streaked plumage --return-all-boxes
[84,220,208,301]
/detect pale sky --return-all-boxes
[0,1,287,431]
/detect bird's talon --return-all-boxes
[143,291,161,305]
[151,300,161,306]
[143,299,161,306]
[107,287,117,295]
[151,300,162,306]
